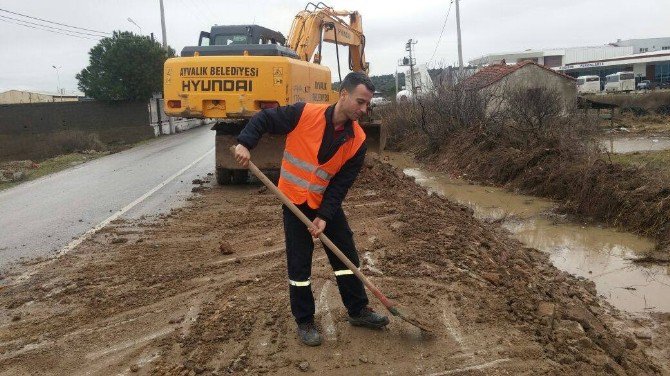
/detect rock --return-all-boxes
[537,302,556,318]
[111,237,128,244]
[481,272,501,286]
[390,221,404,230]
[624,335,638,350]
[219,241,234,255]
[130,364,140,372]
[298,361,309,372]
[633,329,652,340]
[553,319,585,341]
[169,316,185,324]
[367,236,381,248]
[263,238,274,246]
[192,179,204,185]
[561,304,606,334]
[359,355,368,363]
[12,171,25,181]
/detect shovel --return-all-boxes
[230,146,431,333]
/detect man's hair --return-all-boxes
[340,72,375,94]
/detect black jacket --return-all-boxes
[237,102,366,222]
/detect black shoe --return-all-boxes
[348,307,390,329]
[297,321,322,346]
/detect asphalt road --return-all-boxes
[0,125,215,270]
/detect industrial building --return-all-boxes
[468,37,670,84]
[0,90,84,104]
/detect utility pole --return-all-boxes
[52,65,62,102]
[394,68,399,96]
[159,0,175,134]
[159,0,168,51]
[406,39,417,96]
[455,0,464,73]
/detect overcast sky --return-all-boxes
[1,0,668,94]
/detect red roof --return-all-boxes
[462,60,575,90]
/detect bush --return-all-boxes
[655,104,670,116]
[620,106,649,117]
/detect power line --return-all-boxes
[0,7,110,35]
[0,17,101,40]
[428,0,454,66]
[0,14,107,38]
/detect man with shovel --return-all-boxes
[234,72,389,346]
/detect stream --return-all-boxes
[386,152,670,314]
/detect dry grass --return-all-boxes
[0,152,108,191]
[610,150,670,181]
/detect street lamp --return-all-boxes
[52,65,62,102]
[127,17,142,34]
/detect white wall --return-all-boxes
[563,46,633,65]
[633,63,647,78]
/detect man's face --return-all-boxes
[339,84,373,121]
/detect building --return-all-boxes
[0,90,84,104]
[468,37,670,83]
[556,50,670,83]
[462,61,577,114]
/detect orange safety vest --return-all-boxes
[278,103,366,209]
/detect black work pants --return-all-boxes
[283,204,368,324]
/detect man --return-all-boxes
[234,72,389,346]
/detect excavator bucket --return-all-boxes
[360,119,386,154]
[359,109,386,154]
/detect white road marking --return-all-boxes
[57,147,215,257]
[11,147,215,284]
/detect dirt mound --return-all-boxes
[0,159,663,374]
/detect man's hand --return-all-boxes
[309,217,326,238]
[234,144,251,167]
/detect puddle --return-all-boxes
[602,136,670,154]
[386,152,670,313]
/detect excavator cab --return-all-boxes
[182,25,299,58]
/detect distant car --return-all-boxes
[370,91,391,107]
[637,80,653,90]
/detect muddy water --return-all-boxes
[386,153,670,313]
[603,136,670,154]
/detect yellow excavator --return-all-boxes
[163,2,384,184]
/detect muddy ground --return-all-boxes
[0,159,667,375]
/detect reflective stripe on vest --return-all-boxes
[334,269,354,276]
[283,151,333,180]
[289,279,311,287]
[280,167,327,194]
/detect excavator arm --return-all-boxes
[287,3,368,74]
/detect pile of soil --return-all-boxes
[0,159,665,375]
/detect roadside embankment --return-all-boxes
[382,90,670,256]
